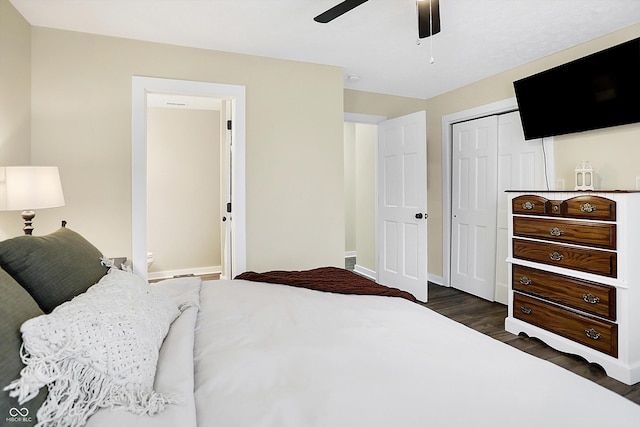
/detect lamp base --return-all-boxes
[21,210,35,235]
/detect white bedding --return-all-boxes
[91,277,640,427]
[86,277,201,427]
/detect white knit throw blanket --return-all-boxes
[4,268,181,427]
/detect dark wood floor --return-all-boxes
[423,283,640,405]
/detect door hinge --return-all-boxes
[227,120,232,130]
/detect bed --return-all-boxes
[1,226,639,427]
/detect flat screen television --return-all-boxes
[513,37,640,140]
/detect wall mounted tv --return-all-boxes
[514,37,640,140]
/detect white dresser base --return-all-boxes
[506,317,640,385]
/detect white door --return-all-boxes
[377,111,428,301]
[495,111,546,302]
[451,116,498,301]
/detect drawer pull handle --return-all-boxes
[580,203,597,213]
[583,293,601,304]
[522,201,535,210]
[549,227,564,236]
[549,251,564,262]
[585,328,602,340]
[519,276,532,286]
[520,306,533,315]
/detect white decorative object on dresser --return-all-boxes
[506,190,640,385]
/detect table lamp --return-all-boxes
[0,166,65,235]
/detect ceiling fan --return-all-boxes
[314,0,441,38]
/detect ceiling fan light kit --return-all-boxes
[417,0,441,38]
[315,0,441,40]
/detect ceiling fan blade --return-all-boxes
[417,0,441,38]
[314,0,369,23]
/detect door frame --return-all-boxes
[132,76,246,280]
[441,97,555,288]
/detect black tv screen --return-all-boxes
[514,37,640,140]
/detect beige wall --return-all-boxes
[147,107,221,274]
[344,90,426,120]
[0,0,31,236]
[0,0,29,166]
[345,23,640,281]
[554,123,640,190]
[26,26,345,271]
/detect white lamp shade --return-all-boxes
[0,166,65,211]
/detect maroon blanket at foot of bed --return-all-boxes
[235,267,417,303]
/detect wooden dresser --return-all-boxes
[506,191,640,385]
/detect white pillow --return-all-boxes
[4,268,181,427]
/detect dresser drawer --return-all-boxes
[511,194,616,221]
[513,216,616,249]
[513,239,617,277]
[512,195,549,215]
[513,293,618,357]
[512,265,616,320]
[561,195,616,221]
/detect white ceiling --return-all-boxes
[9,0,640,99]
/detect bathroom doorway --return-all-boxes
[131,76,246,280]
[146,95,222,280]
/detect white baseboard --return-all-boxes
[148,265,221,281]
[352,267,442,286]
[344,251,357,258]
[354,264,376,280]
[494,282,508,305]
[427,273,445,287]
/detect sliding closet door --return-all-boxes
[495,111,545,303]
[451,116,498,301]
[451,111,546,302]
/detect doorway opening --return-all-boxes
[344,113,385,280]
[146,94,222,281]
[343,121,377,278]
[131,77,246,280]
[343,111,428,302]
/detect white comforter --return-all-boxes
[89,277,640,427]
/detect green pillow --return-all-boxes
[0,268,46,426]
[0,227,108,313]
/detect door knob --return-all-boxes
[415,213,423,219]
